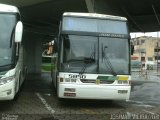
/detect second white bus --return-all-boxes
[52,12,131,101]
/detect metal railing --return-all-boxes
[131,64,160,80]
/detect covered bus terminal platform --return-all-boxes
[0,0,160,119]
[0,0,160,74]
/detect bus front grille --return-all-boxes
[80,79,114,84]
[80,79,95,83]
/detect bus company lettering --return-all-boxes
[68,74,86,79]
[99,33,125,38]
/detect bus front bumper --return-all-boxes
[0,80,15,100]
[58,84,131,101]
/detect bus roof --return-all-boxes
[0,3,19,13]
[63,12,127,21]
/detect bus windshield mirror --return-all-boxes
[131,44,134,55]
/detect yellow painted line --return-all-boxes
[35,92,55,115]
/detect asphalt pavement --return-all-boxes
[0,71,160,120]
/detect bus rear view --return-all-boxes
[52,12,131,101]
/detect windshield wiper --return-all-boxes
[79,44,96,74]
[79,58,95,75]
[66,59,85,63]
[63,58,95,73]
[102,44,117,76]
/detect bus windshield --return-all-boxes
[0,14,16,66]
[61,35,97,73]
[99,37,129,74]
[60,35,129,74]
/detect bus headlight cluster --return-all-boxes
[117,80,128,84]
[117,76,129,84]
[0,76,14,86]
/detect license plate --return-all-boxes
[118,90,128,94]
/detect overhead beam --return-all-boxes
[122,8,144,32]
[85,0,95,13]
[152,5,160,25]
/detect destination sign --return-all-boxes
[99,33,126,38]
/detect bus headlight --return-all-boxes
[0,76,15,86]
[118,80,128,84]
[118,76,128,80]
[117,76,129,84]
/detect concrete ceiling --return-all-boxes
[20,0,88,36]
[1,0,160,36]
[0,0,51,7]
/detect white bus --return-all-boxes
[0,4,26,100]
[52,12,131,101]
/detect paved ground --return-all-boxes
[0,72,160,120]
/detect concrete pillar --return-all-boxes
[85,0,114,14]
[23,32,43,74]
[92,0,122,16]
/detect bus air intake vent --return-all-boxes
[99,80,114,84]
[80,79,96,83]
[80,79,114,84]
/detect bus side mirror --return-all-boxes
[131,44,134,55]
[15,21,23,43]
